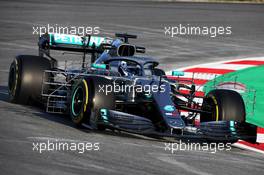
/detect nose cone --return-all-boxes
[163,105,185,129]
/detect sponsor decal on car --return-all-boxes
[50,33,111,47]
[164,105,175,112]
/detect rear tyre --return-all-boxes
[8,55,52,104]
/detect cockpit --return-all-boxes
[92,34,164,77]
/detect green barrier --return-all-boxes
[203,65,264,128]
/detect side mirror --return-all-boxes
[135,46,145,53]
[172,70,185,76]
[117,44,135,56]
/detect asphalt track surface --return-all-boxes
[0,0,264,174]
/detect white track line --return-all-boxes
[172,56,264,72]
[232,142,264,155]
[196,63,254,70]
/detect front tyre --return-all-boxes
[200,89,256,142]
[69,77,115,128]
[201,89,245,122]
[70,79,91,126]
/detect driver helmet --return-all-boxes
[118,61,129,76]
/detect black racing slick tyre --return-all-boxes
[201,89,245,123]
[70,77,115,128]
[70,79,92,126]
[200,89,250,142]
[8,55,52,104]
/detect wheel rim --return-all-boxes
[71,86,84,117]
[8,65,17,95]
[201,96,218,122]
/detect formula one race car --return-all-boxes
[8,33,256,142]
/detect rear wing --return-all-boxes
[38,33,113,54]
[38,33,113,68]
[38,33,146,68]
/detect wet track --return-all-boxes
[0,0,264,174]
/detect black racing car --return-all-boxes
[8,33,256,142]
